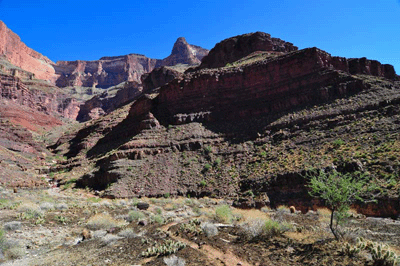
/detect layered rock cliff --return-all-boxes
[53,37,209,89]
[52,33,399,220]
[198,31,298,69]
[54,54,161,89]
[0,21,55,81]
[156,47,395,125]
[0,72,80,123]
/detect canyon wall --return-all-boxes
[54,37,209,89]
[155,47,396,125]
[0,21,55,81]
[0,73,80,125]
[54,54,161,89]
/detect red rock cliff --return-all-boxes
[0,21,55,81]
[155,47,396,125]
[54,38,209,89]
[199,31,298,69]
[54,54,161,89]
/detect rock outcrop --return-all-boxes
[0,21,55,81]
[161,37,208,66]
[141,66,184,91]
[0,72,80,122]
[198,31,298,69]
[76,81,143,121]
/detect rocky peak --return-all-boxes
[199,31,298,69]
[161,37,209,67]
[171,37,190,56]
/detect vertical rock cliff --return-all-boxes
[0,21,56,81]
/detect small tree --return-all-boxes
[307,169,375,240]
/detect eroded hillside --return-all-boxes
[48,33,400,219]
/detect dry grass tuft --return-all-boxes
[86,213,126,230]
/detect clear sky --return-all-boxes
[0,0,399,73]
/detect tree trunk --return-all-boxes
[330,209,340,240]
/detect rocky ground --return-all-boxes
[1,185,400,266]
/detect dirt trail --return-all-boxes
[157,222,253,266]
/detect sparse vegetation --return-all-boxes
[86,213,125,230]
[308,169,377,240]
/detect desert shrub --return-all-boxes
[3,222,21,231]
[215,205,233,223]
[240,218,265,240]
[264,219,293,238]
[0,236,24,260]
[276,205,291,213]
[203,163,212,172]
[154,207,163,215]
[199,180,207,187]
[18,203,43,220]
[55,203,69,210]
[0,228,5,248]
[201,222,218,237]
[332,138,345,148]
[4,246,25,259]
[86,213,124,230]
[56,215,68,224]
[39,202,55,211]
[127,210,146,222]
[164,255,186,266]
[117,228,136,238]
[0,199,9,209]
[151,215,165,224]
[101,234,123,246]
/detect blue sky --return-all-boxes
[0,0,399,73]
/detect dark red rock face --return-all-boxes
[141,66,184,91]
[155,47,396,125]
[199,31,298,69]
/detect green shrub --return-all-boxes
[332,139,345,148]
[199,180,207,187]
[215,205,233,223]
[151,215,165,224]
[203,164,212,172]
[263,219,292,237]
[203,146,213,155]
[127,210,145,222]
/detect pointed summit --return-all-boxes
[162,37,209,66]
